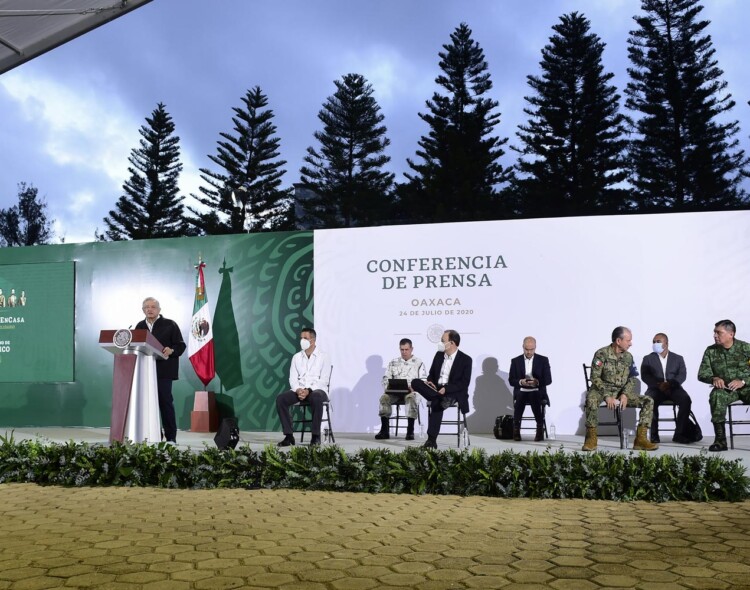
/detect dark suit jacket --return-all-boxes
[427,349,473,413]
[135,316,186,380]
[640,351,687,394]
[509,354,552,405]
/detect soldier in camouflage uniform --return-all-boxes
[375,338,427,440]
[697,319,750,451]
[583,326,657,451]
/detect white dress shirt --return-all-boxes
[438,351,456,385]
[289,348,331,393]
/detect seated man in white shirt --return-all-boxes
[276,327,331,446]
[375,338,427,440]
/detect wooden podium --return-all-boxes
[100,329,166,444]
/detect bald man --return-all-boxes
[509,336,552,441]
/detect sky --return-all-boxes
[0,0,748,244]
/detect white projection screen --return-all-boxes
[314,210,750,434]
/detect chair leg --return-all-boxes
[616,406,623,449]
[728,405,734,450]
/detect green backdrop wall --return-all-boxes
[0,231,313,430]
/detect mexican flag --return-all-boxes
[188,260,215,386]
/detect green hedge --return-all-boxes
[0,434,747,502]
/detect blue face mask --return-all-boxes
[652,342,664,354]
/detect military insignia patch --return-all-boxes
[595,360,603,367]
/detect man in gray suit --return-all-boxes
[640,332,693,443]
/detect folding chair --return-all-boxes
[514,391,549,439]
[389,395,422,437]
[291,366,335,443]
[428,400,470,448]
[727,400,750,450]
[583,363,624,449]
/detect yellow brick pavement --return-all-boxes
[0,484,749,589]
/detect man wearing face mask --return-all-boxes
[698,319,750,452]
[641,333,693,444]
[410,329,472,449]
[276,327,331,447]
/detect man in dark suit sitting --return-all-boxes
[640,332,693,444]
[509,336,552,441]
[411,329,472,449]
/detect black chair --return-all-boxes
[727,400,750,449]
[650,398,678,441]
[291,366,335,443]
[428,400,470,448]
[583,363,624,449]
[389,395,422,438]
[514,391,549,439]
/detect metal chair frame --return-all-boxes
[291,366,335,443]
[428,400,470,448]
[514,391,549,438]
[389,395,422,438]
[727,400,750,450]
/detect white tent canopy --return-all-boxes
[0,0,152,75]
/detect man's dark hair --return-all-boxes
[715,320,736,334]
[655,332,668,344]
[399,338,413,347]
[301,327,317,339]
[445,329,461,346]
[611,326,630,343]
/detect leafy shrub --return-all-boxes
[0,433,746,502]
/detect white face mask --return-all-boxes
[437,341,446,353]
[300,338,311,351]
[652,342,664,354]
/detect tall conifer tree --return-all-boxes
[189,87,293,234]
[401,23,510,223]
[626,0,748,210]
[0,182,53,246]
[103,103,188,240]
[513,12,630,217]
[299,73,394,228]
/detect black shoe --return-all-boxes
[309,435,321,446]
[375,429,390,440]
[422,438,437,449]
[672,435,691,444]
[277,435,295,447]
[709,440,728,452]
[651,434,661,443]
[405,432,415,441]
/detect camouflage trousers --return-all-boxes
[379,392,419,419]
[709,387,750,423]
[585,389,654,428]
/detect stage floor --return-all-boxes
[4,427,750,469]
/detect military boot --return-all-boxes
[633,425,658,450]
[513,422,522,441]
[534,422,544,442]
[405,418,415,441]
[374,417,390,440]
[582,426,597,451]
[709,422,728,452]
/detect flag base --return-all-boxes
[190,390,219,432]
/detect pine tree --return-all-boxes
[513,12,630,217]
[188,87,293,234]
[0,182,53,246]
[401,23,510,223]
[299,73,394,228]
[626,0,749,210]
[103,102,188,240]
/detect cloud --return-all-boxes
[337,45,433,108]
[0,71,138,188]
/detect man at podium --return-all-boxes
[136,297,186,443]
